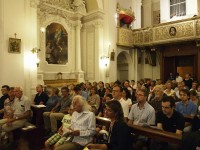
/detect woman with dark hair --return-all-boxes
[122,88,132,109]
[86,100,133,150]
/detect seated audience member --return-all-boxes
[122,88,132,109]
[55,95,96,150]
[190,90,200,107]
[45,106,74,149]
[87,86,100,114]
[149,85,166,112]
[190,81,198,91]
[176,89,198,118]
[87,100,133,150]
[44,87,61,112]
[74,85,88,100]
[0,85,10,118]
[102,88,112,103]
[128,89,155,150]
[183,73,193,90]
[147,80,156,101]
[98,81,106,99]
[0,87,15,126]
[124,80,133,96]
[69,84,76,98]
[2,87,31,148]
[175,73,183,83]
[175,89,198,132]
[175,82,184,100]
[43,87,72,134]
[34,84,49,105]
[112,85,129,121]
[150,96,185,150]
[164,81,175,98]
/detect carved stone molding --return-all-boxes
[130,17,200,46]
[117,28,134,47]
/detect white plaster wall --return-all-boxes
[0,0,37,98]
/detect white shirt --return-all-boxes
[118,98,129,118]
[71,111,96,146]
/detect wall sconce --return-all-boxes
[40,27,45,33]
[31,48,41,54]
[100,56,109,66]
[31,48,41,67]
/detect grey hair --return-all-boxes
[72,95,92,111]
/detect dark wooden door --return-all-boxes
[163,57,175,82]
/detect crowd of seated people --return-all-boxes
[0,74,200,150]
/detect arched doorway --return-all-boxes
[117,52,132,82]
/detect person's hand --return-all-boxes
[70,130,80,136]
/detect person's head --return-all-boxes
[177,82,184,90]
[185,73,190,79]
[74,85,82,95]
[61,86,69,97]
[14,87,23,99]
[8,87,15,101]
[93,81,98,87]
[36,84,43,93]
[124,80,130,88]
[153,85,164,99]
[165,81,172,89]
[191,81,198,90]
[52,87,59,96]
[150,80,156,86]
[161,96,175,116]
[122,88,131,100]
[1,85,10,95]
[105,83,110,89]
[189,90,198,101]
[156,79,162,85]
[72,95,91,113]
[69,84,75,91]
[136,89,148,103]
[131,80,135,85]
[90,86,98,94]
[86,82,92,89]
[179,89,190,102]
[112,85,123,100]
[98,81,104,88]
[105,100,124,121]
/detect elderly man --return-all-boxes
[149,85,166,112]
[2,87,31,147]
[55,95,96,150]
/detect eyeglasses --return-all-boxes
[162,106,171,109]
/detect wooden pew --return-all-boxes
[129,124,182,145]
[96,116,111,131]
[96,117,182,146]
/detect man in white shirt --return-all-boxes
[112,85,129,121]
[2,87,31,147]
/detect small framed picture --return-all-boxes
[8,38,21,53]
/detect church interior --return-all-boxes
[0,0,200,149]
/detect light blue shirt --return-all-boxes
[175,100,198,116]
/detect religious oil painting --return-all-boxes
[8,38,21,53]
[46,23,68,64]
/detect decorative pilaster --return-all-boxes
[75,21,82,72]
